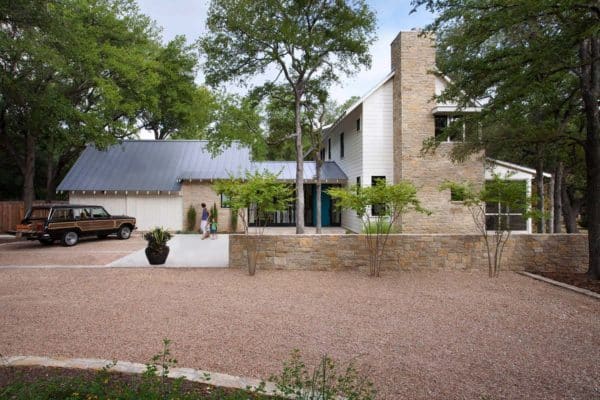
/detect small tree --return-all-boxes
[327,180,429,277]
[214,170,293,275]
[440,175,536,277]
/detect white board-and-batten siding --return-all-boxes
[69,193,183,231]
[326,77,394,233]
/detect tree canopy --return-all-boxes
[200,0,377,233]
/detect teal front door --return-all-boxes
[312,184,332,226]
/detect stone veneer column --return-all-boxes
[391,31,484,233]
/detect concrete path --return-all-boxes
[108,234,228,267]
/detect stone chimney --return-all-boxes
[390,31,436,184]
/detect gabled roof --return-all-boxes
[58,140,347,192]
[486,158,552,178]
[327,70,396,133]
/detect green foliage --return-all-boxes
[144,227,173,250]
[0,339,271,400]
[230,208,239,232]
[186,206,197,232]
[269,349,376,400]
[204,93,266,160]
[362,220,398,235]
[328,180,429,276]
[214,170,294,233]
[211,203,218,223]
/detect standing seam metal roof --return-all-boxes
[57,140,347,192]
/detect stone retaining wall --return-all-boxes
[229,234,588,273]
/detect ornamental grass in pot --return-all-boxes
[144,227,172,265]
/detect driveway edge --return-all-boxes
[1,355,277,395]
[517,271,600,300]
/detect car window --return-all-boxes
[73,208,92,220]
[50,208,73,222]
[28,208,50,220]
[91,207,109,218]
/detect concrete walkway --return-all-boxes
[108,234,228,267]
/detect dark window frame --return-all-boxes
[328,138,331,160]
[371,176,386,216]
[340,132,344,158]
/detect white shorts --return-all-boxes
[201,220,208,234]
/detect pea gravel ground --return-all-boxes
[0,268,598,399]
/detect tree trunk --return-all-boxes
[561,183,580,233]
[294,92,305,234]
[46,153,56,202]
[553,162,563,233]
[580,36,600,279]
[22,132,36,210]
[535,157,545,233]
[315,156,322,234]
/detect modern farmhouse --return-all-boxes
[57,31,546,233]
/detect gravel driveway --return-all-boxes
[0,268,598,399]
[0,235,145,266]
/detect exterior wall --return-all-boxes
[229,234,588,273]
[69,193,183,231]
[391,31,484,233]
[181,181,243,233]
[326,105,364,233]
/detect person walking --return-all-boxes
[200,203,210,239]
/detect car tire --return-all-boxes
[117,225,131,240]
[62,230,79,246]
[39,238,54,246]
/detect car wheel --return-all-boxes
[62,231,79,246]
[39,238,54,246]
[117,225,131,240]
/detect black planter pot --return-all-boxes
[145,245,170,265]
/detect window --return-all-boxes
[91,207,109,218]
[356,176,361,194]
[328,138,331,160]
[371,176,386,216]
[221,193,231,208]
[340,133,344,158]
[320,147,325,161]
[484,180,527,231]
[434,115,466,142]
[356,118,361,131]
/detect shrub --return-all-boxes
[144,227,173,250]
[186,205,197,232]
[268,349,376,400]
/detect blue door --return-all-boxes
[312,184,332,226]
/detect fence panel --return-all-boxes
[0,201,67,233]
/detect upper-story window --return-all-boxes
[320,147,325,161]
[340,133,344,158]
[328,138,331,160]
[356,118,361,131]
[434,115,478,142]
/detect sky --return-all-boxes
[135,0,435,105]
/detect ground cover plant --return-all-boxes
[0,341,377,400]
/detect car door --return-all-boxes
[90,207,116,233]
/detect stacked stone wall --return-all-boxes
[229,234,588,274]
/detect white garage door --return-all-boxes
[70,194,183,231]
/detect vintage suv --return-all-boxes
[15,204,136,246]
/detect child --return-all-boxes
[210,219,217,240]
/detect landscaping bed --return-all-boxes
[534,271,600,294]
[0,366,270,400]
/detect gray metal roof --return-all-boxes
[252,161,347,182]
[58,140,347,192]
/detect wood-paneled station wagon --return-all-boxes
[13,204,136,246]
